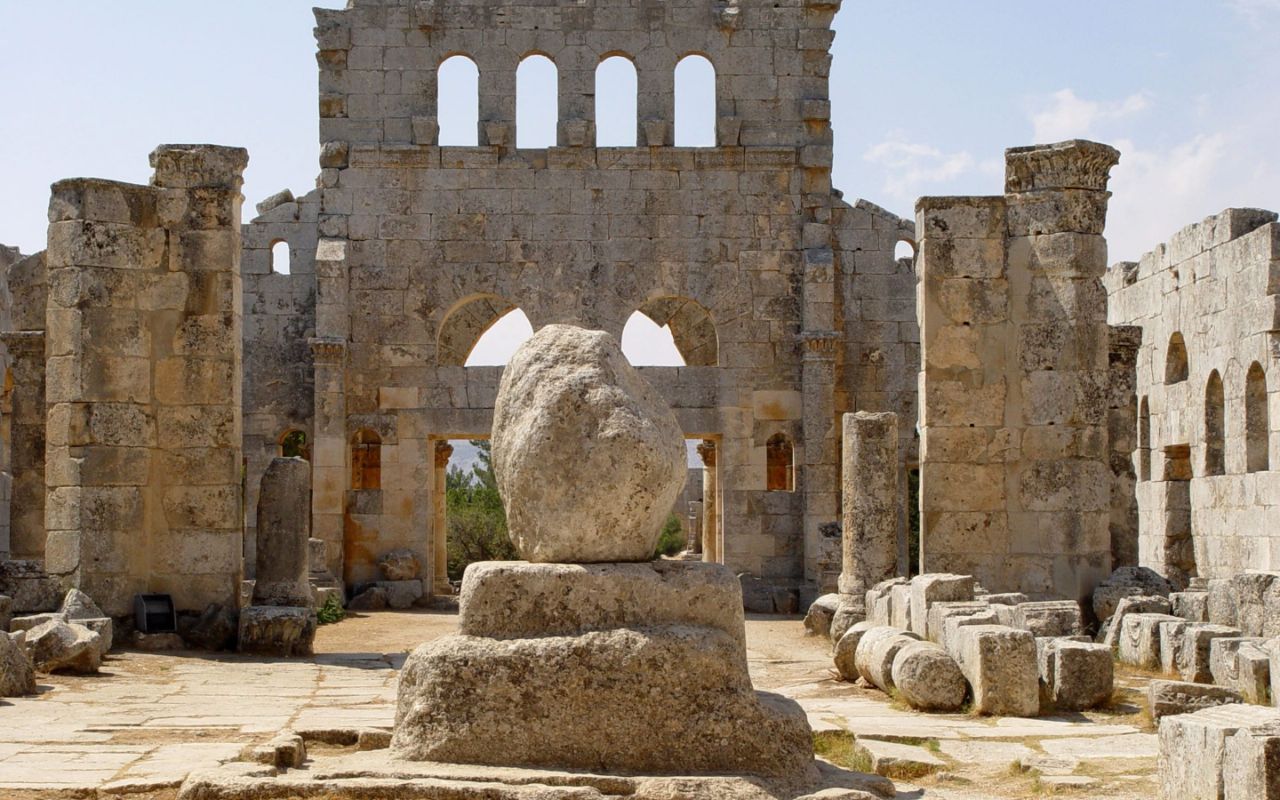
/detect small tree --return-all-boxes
[445,440,516,582]
[654,513,686,557]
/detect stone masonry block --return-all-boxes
[1159,705,1280,800]
[1183,624,1245,684]
[952,624,1039,717]
[909,573,975,639]
[1118,612,1181,670]
[1011,601,1083,638]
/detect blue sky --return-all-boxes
[2,2,1278,283]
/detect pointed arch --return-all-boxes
[517,54,558,148]
[621,312,685,367]
[1247,361,1269,472]
[674,54,716,147]
[438,54,479,146]
[634,296,718,366]
[1166,332,1189,384]
[1205,370,1225,476]
[595,55,638,147]
[437,294,537,367]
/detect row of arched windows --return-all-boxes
[438,53,717,148]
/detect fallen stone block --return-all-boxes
[1118,612,1182,669]
[909,573,974,638]
[925,601,990,646]
[1224,721,1280,799]
[242,732,307,769]
[1149,679,1243,721]
[830,601,862,645]
[1230,573,1280,638]
[1237,642,1273,705]
[185,603,238,651]
[1161,619,1190,675]
[374,580,423,610]
[804,593,841,638]
[834,621,874,681]
[377,548,420,582]
[1012,600,1083,638]
[1041,639,1112,711]
[133,632,185,651]
[238,606,316,658]
[1158,704,1280,800]
[1172,591,1209,623]
[1093,565,1173,621]
[853,626,919,690]
[348,586,388,611]
[952,624,1039,717]
[984,592,1030,606]
[1104,595,1173,651]
[865,577,906,627]
[891,640,966,712]
[0,632,35,697]
[889,583,913,632]
[0,595,11,632]
[1209,577,1238,628]
[1212,637,1267,694]
[1182,624,1244,683]
[27,619,101,673]
[940,607,1001,654]
[856,737,945,779]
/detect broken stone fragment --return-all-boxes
[27,619,101,674]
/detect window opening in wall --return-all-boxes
[351,429,382,491]
[464,309,534,367]
[1166,332,1189,384]
[438,55,480,146]
[1139,396,1152,481]
[516,54,558,148]
[1247,361,1269,472]
[441,438,515,590]
[766,433,794,492]
[271,241,291,275]
[280,430,310,461]
[907,466,921,577]
[674,55,716,147]
[621,311,686,367]
[894,240,916,262]
[595,55,638,147]
[1205,370,1225,476]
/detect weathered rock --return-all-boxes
[856,737,945,778]
[133,632,185,651]
[1236,642,1273,705]
[1210,577,1239,628]
[0,594,11,632]
[909,573,974,639]
[829,601,863,645]
[1117,612,1181,669]
[1149,679,1243,721]
[889,584,913,631]
[253,457,313,607]
[1158,704,1280,800]
[77,617,113,657]
[377,549,421,582]
[950,624,1039,717]
[865,577,907,627]
[1231,573,1280,638]
[59,588,104,621]
[375,580,424,610]
[891,640,967,711]
[1160,619,1190,675]
[925,601,990,645]
[491,325,685,563]
[238,606,317,658]
[739,574,777,614]
[27,619,101,673]
[938,606,1000,653]
[864,631,921,692]
[347,587,389,611]
[985,592,1030,606]
[186,604,238,651]
[804,594,841,638]
[391,627,813,778]
[1045,640,1112,711]
[1103,595,1173,651]
[1171,590,1209,623]
[0,632,35,696]
[1011,601,1083,637]
[460,561,744,648]
[242,732,307,769]
[1224,722,1280,800]
[1182,624,1243,683]
[834,621,874,681]
[1092,566,1173,621]
[1211,637,1268,696]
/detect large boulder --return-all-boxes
[804,593,840,638]
[238,606,317,658]
[891,640,966,712]
[1148,679,1242,721]
[27,620,101,674]
[1092,566,1173,622]
[59,589,104,621]
[378,549,421,582]
[0,632,35,696]
[491,325,685,563]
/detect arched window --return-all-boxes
[894,240,916,262]
[629,296,718,366]
[1166,333,1189,384]
[464,309,534,367]
[351,429,382,491]
[1139,396,1152,482]
[1247,362,1269,472]
[271,241,291,275]
[1205,371,1225,476]
[438,55,479,146]
[674,55,716,147]
[595,55,638,147]
[516,54,557,148]
[279,430,310,461]
[621,311,686,367]
[766,433,794,492]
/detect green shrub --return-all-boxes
[654,513,686,558]
[317,593,345,625]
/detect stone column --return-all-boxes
[1108,326,1141,569]
[253,457,313,607]
[309,338,347,581]
[432,440,453,594]
[800,330,838,590]
[839,411,899,616]
[698,440,718,563]
[0,331,44,561]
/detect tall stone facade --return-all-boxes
[239,0,921,598]
[917,140,1120,602]
[1105,208,1280,582]
[41,146,249,616]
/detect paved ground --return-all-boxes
[0,611,1158,798]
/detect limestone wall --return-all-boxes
[43,145,249,616]
[2,253,48,562]
[235,0,920,597]
[918,140,1120,602]
[1105,208,1280,581]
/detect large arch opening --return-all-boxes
[621,312,685,367]
[438,55,480,146]
[437,295,533,367]
[628,296,718,366]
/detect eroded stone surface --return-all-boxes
[890,640,966,712]
[491,325,685,564]
[0,632,35,696]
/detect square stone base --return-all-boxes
[238,606,316,657]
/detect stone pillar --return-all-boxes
[698,440,718,563]
[1108,326,1141,569]
[253,458,313,607]
[839,411,899,616]
[310,239,349,581]
[432,440,453,594]
[44,145,248,617]
[918,140,1120,602]
[0,331,45,561]
[800,330,838,590]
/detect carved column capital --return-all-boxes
[434,440,454,468]
[697,439,717,468]
[309,336,347,364]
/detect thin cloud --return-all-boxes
[1031,89,1150,143]
[863,138,977,201]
